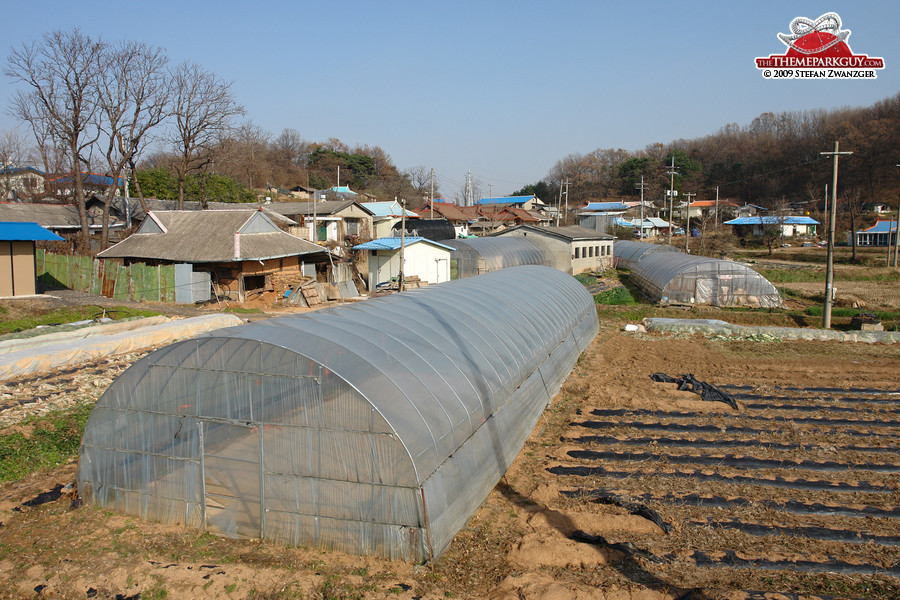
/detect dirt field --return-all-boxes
[1,315,899,599]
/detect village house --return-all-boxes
[353,236,452,291]
[265,200,374,246]
[415,200,474,237]
[0,201,126,247]
[362,200,419,238]
[723,215,819,238]
[475,195,549,213]
[1,166,46,201]
[676,199,740,221]
[855,220,897,247]
[0,221,64,297]
[493,224,615,274]
[97,209,329,302]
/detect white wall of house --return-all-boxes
[372,218,401,238]
[366,243,451,290]
[497,230,613,274]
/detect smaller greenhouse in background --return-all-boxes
[443,237,553,279]
[613,240,681,270]
[629,252,782,308]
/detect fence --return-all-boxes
[36,250,177,303]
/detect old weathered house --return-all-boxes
[265,200,374,245]
[98,209,329,301]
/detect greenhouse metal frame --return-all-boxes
[77,266,598,562]
[629,253,782,308]
[443,237,553,278]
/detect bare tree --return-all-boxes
[96,40,171,247]
[168,61,244,208]
[0,127,32,199]
[841,188,867,263]
[6,29,104,250]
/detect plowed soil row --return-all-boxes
[516,328,900,599]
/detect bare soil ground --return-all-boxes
[1,316,898,599]
[3,261,900,600]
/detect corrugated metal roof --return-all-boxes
[723,216,819,225]
[353,236,454,251]
[475,196,534,205]
[858,220,898,233]
[0,166,45,176]
[495,224,615,241]
[265,200,371,217]
[98,210,327,263]
[584,202,629,211]
[0,202,95,229]
[0,221,65,241]
[361,201,419,218]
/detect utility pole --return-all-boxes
[564,179,569,226]
[683,191,696,252]
[337,166,340,188]
[556,184,562,227]
[488,181,493,198]
[714,186,719,229]
[666,157,678,245]
[635,176,649,240]
[465,170,472,207]
[398,197,406,292]
[430,168,434,219]
[820,141,852,329]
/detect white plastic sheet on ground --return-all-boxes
[644,317,900,343]
[0,314,244,381]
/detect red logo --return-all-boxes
[755,13,884,79]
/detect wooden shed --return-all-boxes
[0,221,64,297]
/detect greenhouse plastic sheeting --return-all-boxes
[0,314,243,381]
[613,240,681,270]
[77,265,598,562]
[444,237,552,278]
[629,253,782,308]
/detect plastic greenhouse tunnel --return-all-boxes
[444,237,553,279]
[77,265,599,562]
[628,253,783,308]
[613,240,681,270]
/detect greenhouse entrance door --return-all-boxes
[201,421,262,538]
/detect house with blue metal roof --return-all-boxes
[855,220,897,247]
[0,221,64,297]
[475,195,547,212]
[354,236,452,290]
[361,200,420,237]
[723,215,819,238]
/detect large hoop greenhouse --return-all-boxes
[77,266,598,562]
[613,240,681,270]
[443,237,552,278]
[629,253,783,308]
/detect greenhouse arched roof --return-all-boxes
[78,265,598,561]
[444,237,552,278]
[613,240,681,270]
[629,252,782,308]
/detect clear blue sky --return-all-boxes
[2,1,897,197]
